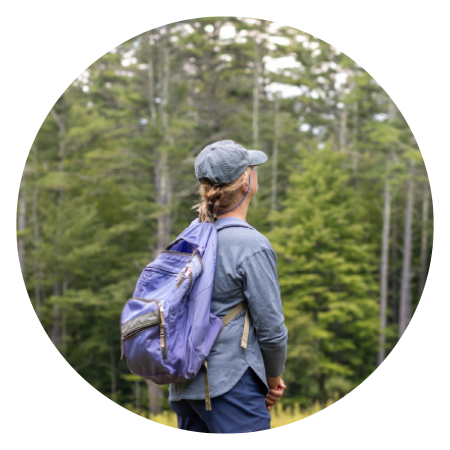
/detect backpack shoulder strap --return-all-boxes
[203,301,250,411]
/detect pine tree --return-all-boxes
[268,147,379,404]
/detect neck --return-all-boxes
[217,201,249,222]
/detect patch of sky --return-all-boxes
[296,34,308,43]
[374,113,388,122]
[300,123,311,132]
[265,82,304,100]
[321,113,335,120]
[303,40,320,50]
[219,24,236,40]
[264,55,301,72]
[312,125,326,136]
[114,70,134,78]
[239,17,259,25]
[122,57,137,67]
[334,72,349,90]
[219,54,232,62]
[269,36,291,46]
[77,71,90,84]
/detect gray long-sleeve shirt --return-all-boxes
[169,217,288,401]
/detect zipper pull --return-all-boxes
[176,269,184,282]
[157,302,167,359]
[176,266,191,287]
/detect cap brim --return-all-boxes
[248,150,268,166]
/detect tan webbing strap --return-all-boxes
[241,308,249,349]
[217,301,250,347]
[221,301,246,328]
[204,360,212,411]
[204,301,250,411]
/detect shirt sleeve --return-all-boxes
[238,247,288,378]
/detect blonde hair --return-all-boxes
[193,167,253,223]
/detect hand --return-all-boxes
[265,378,286,411]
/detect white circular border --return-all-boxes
[2,1,449,449]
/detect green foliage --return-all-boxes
[268,148,379,403]
[18,18,431,416]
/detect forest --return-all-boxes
[17,17,432,423]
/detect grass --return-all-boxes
[141,400,333,430]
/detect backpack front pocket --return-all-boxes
[121,298,168,368]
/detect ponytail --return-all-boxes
[192,167,252,223]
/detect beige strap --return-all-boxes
[217,301,250,348]
[241,309,249,349]
[221,301,246,328]
[204,302,250,411]
[204,360,212,411]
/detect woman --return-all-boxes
[169,140,288,433]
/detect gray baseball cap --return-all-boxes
[194,139,268,184]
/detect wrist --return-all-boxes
[267,375,281,390]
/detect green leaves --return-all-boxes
[19,18,430,413]
[268,148,379,402]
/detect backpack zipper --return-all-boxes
[161,249,203,276]
[175,248,199,289]
[155,300,167,360]
[120,297,167,360]
[175,267,193,289]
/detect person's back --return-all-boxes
[169,140,288,433]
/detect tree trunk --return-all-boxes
[418,184,430,295]
[390,214,399,324]
[144,32,157,122]
[252,30,261,149]
[146,379,163,416]
[50,108,66,348]
[32,147,42,319]
[135,378,141,412]
[270,95,280,230]
[339,103,347,151]
[148,26,172,412]
[110,340,116,401]
[399,160,415,337]
[378,159,390,365]
[18,178,26,282]
[51,281,61,346]
[61,279,67,356]
[251,28,263,211]
[154,25,173,256]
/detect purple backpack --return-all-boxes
[120,218,254,409]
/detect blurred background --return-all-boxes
[17,17,432,427]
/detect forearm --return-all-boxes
[260,330,288,378]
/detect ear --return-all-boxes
[241,173,249,192]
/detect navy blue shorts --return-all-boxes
[169,367,271,433]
